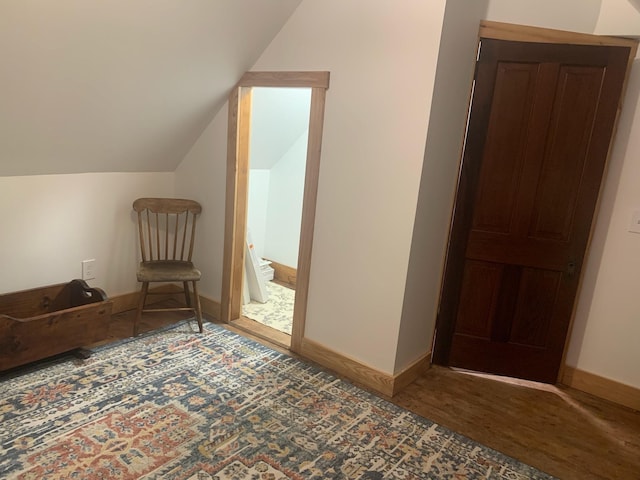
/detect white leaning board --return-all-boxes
[244,230,269,304]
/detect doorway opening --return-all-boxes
[242,86,311,337]
[221,72,330,353]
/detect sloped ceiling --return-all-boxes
[249,87,311,170]
[0,0,301,176]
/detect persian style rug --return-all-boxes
[0,322,555,479]
[242,281,294,335]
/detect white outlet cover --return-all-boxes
[629,210,640,234]
[82,259,96,280]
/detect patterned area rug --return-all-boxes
[242,281,294,335]
[0,322,555,479]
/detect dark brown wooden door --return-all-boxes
[433,39,630,383]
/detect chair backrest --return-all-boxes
[133,198,202,263]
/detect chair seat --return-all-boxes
[137,261,202,282]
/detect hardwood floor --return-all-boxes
[391,366,640,480]
[105,312,640,480]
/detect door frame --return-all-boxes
[221,71,330,353]
[432,21,638,380]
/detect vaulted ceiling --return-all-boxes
[250,87,311,170]
[0,0,301,176]
[3,1,639,178]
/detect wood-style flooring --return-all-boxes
[392,366,640,480]
[102,311,640,480]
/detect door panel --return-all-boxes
[455,261,502,338]
[435,38,631,383]
[509,268,560,347]
[472,63,536,234]
[529,65,605,241]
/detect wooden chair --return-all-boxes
[133,198,203,336]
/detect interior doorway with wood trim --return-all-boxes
[221,71,329,353]
[433,22,638,384]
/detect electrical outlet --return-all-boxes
[82,259,96,280]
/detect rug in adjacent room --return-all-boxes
[242,280,294,335]
[0,322,555,479]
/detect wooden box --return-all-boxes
[0,279,113,371]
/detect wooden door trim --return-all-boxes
[221,87,251,325]
[222,71,330,354]
[433,22,638,382]
[238,71,330,89]
[291,84,328,352]
[480,21,638,51]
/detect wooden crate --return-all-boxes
[0,279,113,371]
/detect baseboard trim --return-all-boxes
[196,297,403,395]
[392,352,432,396]
[561,366,640,411]
[265,259,297,288]
[232,316,292,350]
[300,338,394,396]
[198,295,221,321]
[112,290,428,397]
[299,338,429,397]
[111,291,141,314]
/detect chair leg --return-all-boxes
[183,281,191,307]
[192,281,204,333]
[134,282,149,337]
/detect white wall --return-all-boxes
[176,0,447,374]
[0,172,174,296]
[253,0,447,374]
[247,87,310,266]
[594,0,640,36]
[486,0,602,33]
[174,0,640,387]
[396,0,489,372]
[247,131,307,268]
[247,170,271,259]
[250,87,311,170]
[264,130,308,267]
[175,109,229,301]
